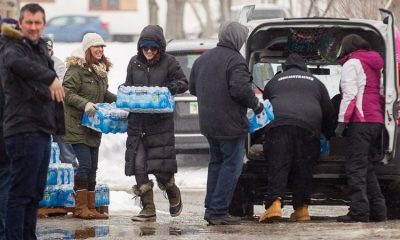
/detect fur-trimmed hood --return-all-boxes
[1,23,23,40]
[65,48,86,69]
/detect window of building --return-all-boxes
[89,0,137,11]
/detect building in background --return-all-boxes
[0,0,19,18]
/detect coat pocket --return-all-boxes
[125,136,139,176]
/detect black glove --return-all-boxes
[335,122,346,138]
[253,101,264,115]
[167,83,179,95]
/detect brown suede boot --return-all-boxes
[158,177,183,217]
[73,190,95,219]
[131,181,156,222]
[87,191,109,219]
[259,197,282,222]
[290,205,311,222]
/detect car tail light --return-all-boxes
[101,22,108,30]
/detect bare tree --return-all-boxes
[219,0,231,23]
[165,0,186,40]
[187,0,215,38]
[201,0,215,37]
[148,0,159,25]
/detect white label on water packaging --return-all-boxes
[116,86,174,113]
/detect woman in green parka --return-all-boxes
[62,33,116,220]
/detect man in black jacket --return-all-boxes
[0,16,18,240]
[189,21,263,225]
[0,4,64,239]
[259,53,335,222]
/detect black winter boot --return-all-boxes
[131,180,156,222]
[158,177,183,217]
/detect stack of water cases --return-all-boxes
[81,102,129,133]
[39,142,75,208]
[116,86,174,113]
[39,143,111,210]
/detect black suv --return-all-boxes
[230,8,400,219]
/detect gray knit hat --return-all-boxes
[81,32,106,52]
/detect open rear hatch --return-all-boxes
[245,16,398,167]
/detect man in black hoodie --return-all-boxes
[190,21,263,225]
[0,4,65,239]
[259,53,335,222]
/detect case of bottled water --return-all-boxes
[81,102,129,134]
[42,141,76,207]
[116,86,175,113]
[248,99,275,134]
[95,184,110,207]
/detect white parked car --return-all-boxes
[230,7,400,219]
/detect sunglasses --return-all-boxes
[143,47,159,52]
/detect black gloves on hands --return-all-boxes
[254,101,264,115]
[167,83,179,95]
[335,122,346,138]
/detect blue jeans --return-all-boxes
[205,137,245,218]
[0,161,10,240]
[72,144,98,182]
[5,133,51,240]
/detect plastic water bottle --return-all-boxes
[61,185,75,207]
[159,88,168,109]
[51,142,60,164]
[103,184,110,205]
[40,188,51,207]
[256,111,267,126]
[57,164,64,185]
[47,166,58,185]
[95,185,101,207]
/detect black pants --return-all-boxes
[263,126,320,209]
[345,123,387,221]
[134,139,172,186]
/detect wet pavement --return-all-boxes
[37,189,400,240]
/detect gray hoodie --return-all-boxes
[218,21,249,51]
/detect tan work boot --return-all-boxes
[131,181,156,222]
[158,177,183,217]
[73,189,95,219]
[259,197,282,222]
[87,191,109,219]
[290,205,311,222]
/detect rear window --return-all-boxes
[170,52,204,79]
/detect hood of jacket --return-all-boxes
[137,25,166,55]
[217,21,248,51]
[282,53,308,71]
[339,49,383,71]
[1,23,23,41]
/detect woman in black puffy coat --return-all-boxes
[124,25,188,222]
